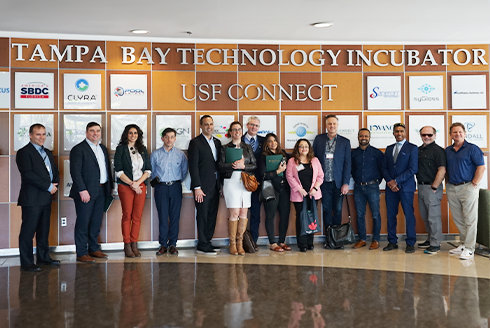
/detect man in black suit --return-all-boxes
[69,122,113,263]
[16,124,60,272]
[242,116,264,247]
[188,115,222,255]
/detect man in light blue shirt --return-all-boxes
[151,127,188,255]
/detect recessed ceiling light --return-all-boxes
[130,29,148,34]
[312,22,333,28]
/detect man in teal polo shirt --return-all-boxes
[445,122,485,260]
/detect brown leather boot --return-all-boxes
[236,218,248,256]
[124,243,135,258]
[228,220,238,255]
[131,242,141,257]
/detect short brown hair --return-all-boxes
[449,122,465,133]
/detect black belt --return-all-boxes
[357,180,378,186]
[418,182,432,185]
[161,180,181,186]
[453,181,471,186]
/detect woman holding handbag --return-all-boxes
[286,139,324,252]
[257,133,292,252]
[219,121,257,255]
[114,124,152,258]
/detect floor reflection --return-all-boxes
[2,262,489,327]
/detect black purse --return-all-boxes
[325,195,356,249]
[242,230,257,253]
[300,196,320,236]
[259,180,276,202]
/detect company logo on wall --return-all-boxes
[451,75,487,109]
[15,72,54,109]
[284,115,318,148]
[366,115,401,149]
[110,74,147,109]
[0,72,10,108]
[155,115,192,150]
[452,115,487,148]
[409,76,443,109]
[64,74,101,109]
[367,76,401,110]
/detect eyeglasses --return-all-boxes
[393,123,405,128]
[130,147,136,154]
[421,134,433,137]
[248,123,260,128]
[230,128,242,132]
[298,146,309,149]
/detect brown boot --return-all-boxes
[228,220,239,255]
[237,218,248,256]
[131,242,141,257]
[124,243,135,258]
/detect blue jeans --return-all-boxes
[320,181,343,228]
[354,183,381,241]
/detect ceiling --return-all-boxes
[1,0,490,44]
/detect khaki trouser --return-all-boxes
[446,182,479,251]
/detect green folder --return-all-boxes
[266,155,284,176]
[226,147,243,163]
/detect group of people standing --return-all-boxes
[15,114,485,271]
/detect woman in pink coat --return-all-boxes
[286,139,324,252]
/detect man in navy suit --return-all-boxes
[313,115,351,245]
[70,122,114,263]
[16,124,60,272]
[381,123,418,253]
[188,115,222,255]
[242,116,264,247]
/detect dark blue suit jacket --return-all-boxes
[313,133,351,189]
[382,141,418,192]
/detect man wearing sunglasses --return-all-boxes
[445,122,485,260]
[381,123,418,253]
[416,126,446,254]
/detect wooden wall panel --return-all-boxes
[0,38,9,67]
[322,72,363,110]
[10,38,58,69]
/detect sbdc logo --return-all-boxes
[20,82,49,99]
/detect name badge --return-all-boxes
[326,153,334,159]
[296,164,305,172]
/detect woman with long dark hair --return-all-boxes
[257,133,291,252]
[219,121,257,255]
[114,124,151,258]
[286,139,323,252]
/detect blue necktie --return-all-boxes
[250,137,255,150]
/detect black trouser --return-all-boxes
[19,204,52,267]
[263,187,290,244]
[195,181,220,249]
[294,201,314,248]
[74,186,105,257]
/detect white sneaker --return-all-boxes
[459,248,474,260]
[449,244,465,254]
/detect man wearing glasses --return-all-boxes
[445,122,485,260]
[381,123,418,253]
[242,116,264,249]
[416,126,446,254]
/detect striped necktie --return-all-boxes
[250,137,255,150]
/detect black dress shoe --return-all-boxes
[383,242,398,251]
[307,245,314,250]
[405,245,415,253]
[38,260,61,266]
[299,247,307,252]
[21,265,42,272]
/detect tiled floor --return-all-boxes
[1,241,490,327]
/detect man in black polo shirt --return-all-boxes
[416,126,446,254]
[445,122,485,260]
[351,128,384,250]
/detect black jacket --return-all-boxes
[114,144,151,186]
[16,142,59,207]
[219,141,257,180]
[257,149,290,193]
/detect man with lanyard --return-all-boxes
[416,126,446,254]
[313,114,351,247]
[351,128,384,250]
[152,127,188,255]
[242,116,264,249]
[445,122,485,260]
